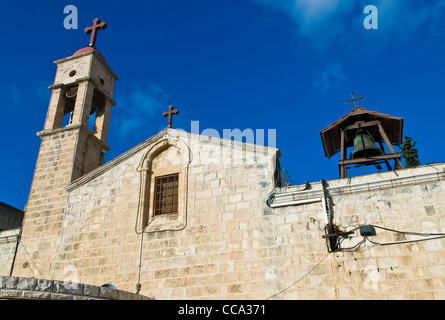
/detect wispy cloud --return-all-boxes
[252,0,443,46]
[252,0,445,93]
[116,83,168,139]
[314,62,345,93]
[10,85,21,103]
[429,0,445,34]
[252,0,353,43]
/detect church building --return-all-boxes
[1,19,445,300]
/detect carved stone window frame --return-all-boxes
[136,136,192,233]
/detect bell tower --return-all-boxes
[41,17,117,180]
[13,19,118,279]
[42,44,118,179]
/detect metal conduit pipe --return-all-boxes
[268,197,323,208]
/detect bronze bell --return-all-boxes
[91,90,106,115]
[63,86,78,115]
[350,130,383,159]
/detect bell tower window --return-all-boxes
[61,85,78,127]
[89,89,105,132]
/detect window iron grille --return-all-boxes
[154,174,179,216]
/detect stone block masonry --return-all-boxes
[0,276,152,300]
[6,126,445,299]
[270,163,445,300]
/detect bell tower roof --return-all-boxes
[73,46,105,61]
[320,107,404,159]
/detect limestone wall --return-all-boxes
[8,126,445,299]
[11,130,280,299]
[0,229,20,277]
[268,163,445,299]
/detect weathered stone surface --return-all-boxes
[0,276,151,300]
[99,286,117,300]
[17,277,37,291]
[35,279,53,292]
[83,284,100,297]
[0,276,18,289]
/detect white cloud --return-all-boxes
[293,0,344,29]
[252,0,352,40]
[314,62,345,93]
[117,83,168,139]
[251,0,445,93]
[252,0,443,45]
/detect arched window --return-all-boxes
[136,136,192,233]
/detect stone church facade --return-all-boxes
[1,31,445,300]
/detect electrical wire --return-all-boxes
[266,164,302,207]
[266,164,283,207]
[339,237,366,252]
[370,225,445,237]
[17,236,44,279]
[364,225,445,246]
[364,235,445,246]
[281,167,293,186]
[336,227,365,252]
[333,224,445,251]
[265,252,330,300]
[265,222,444,299]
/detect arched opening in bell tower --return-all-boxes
[61,85,78,127]
[90,89,106,133]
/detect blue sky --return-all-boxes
[1,0,445,210]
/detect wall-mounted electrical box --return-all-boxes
[359,225,376,236]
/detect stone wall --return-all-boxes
[8,126,445,299]
[0,276,152,300]
[0,229,20,277]
[267,163,445,299]
[0,202,23,230]
[11,129,279,299]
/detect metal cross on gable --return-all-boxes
[163,105,179,128]
[345,91,366,109]
[84,18,108,48]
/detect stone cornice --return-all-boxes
[272,163,445,206]
[37,124,110,151]
[53,49,119,81]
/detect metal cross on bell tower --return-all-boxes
[84,18,108,48]
[345,91,366,109]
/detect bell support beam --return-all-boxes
[338,153,402,166]
[377,122,404,170]
[337,119,403,178]
[378,140,393,171]
[344,120,381,131]
[339,129,347,178]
